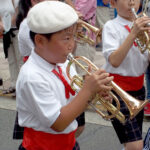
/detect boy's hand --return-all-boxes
[132,16,150,37]
[83,69,114,96]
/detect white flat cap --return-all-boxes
[27,1,78,34]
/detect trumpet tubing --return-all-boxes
[67,53,149,123]
[76,19,102,46]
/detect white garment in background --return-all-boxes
[96,6,110,27]
[0,0,19,31]
[8,30,23,87]
[17,50,77,134]
[0,0,22,88]
[18,18,33,56]
[102,15,149,77]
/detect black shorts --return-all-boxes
[76,112,85,127]
[111,87,145,144]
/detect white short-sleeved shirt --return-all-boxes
[18,18,33,56]
[102,15,149,77]
[0,0,19,31]
[16,51,78,134]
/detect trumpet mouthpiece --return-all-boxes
[131,8,135,12]
[67,53,74,61]
[147,22,150,27]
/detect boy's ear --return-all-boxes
[34,34,46,46]
[110,0,117,8]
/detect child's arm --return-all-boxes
[108,16,150,68]
[51,69,113,132]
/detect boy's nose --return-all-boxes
[68,41,75,51]
[129,0,135,6]
[129,0,134,3]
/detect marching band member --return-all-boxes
[0,0,23,95]
[13,1,86,149]
[16,1,113,150]
[102,0,150,150]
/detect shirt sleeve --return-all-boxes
[102,21,120,61]
[23,80,61,128]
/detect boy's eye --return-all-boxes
[64,36,71,40]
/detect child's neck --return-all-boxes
[119,15,134,22]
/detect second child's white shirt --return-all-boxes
[102,15,149,77]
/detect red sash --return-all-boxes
[22,127,76,150]
[110,73,144,91]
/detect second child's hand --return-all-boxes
[132,16,150,37]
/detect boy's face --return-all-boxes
[36,24,77,64]
[111,0,140,21]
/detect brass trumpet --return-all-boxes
[66,53,149,123]
[131,8,150,53]
[75,19,102,46]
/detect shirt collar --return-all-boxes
[115,15,133,27]
[30,50,67,73]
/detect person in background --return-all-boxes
[96,0,111,27]
[102,0,150,149]
[16,1,113,149]
[0,0,23,95]
[96,0,111,48]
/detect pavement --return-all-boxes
[0,42,150,150]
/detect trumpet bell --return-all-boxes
[111,82,149,120]
[75,19,102,46]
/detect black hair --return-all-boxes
[30,31,53,44]
[16,0,32,29]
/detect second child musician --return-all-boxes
[102,0,150,150]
